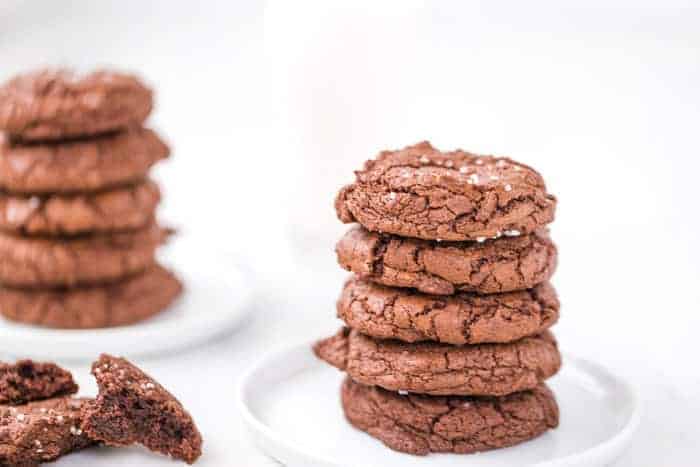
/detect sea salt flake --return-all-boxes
[459,166,469,174]
[476,237,487,243]
[504,184,512,192]
[398,390,408,395]
[504,229,521,237]
[419,155,430,164]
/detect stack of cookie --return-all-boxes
[315,142,561,455]
[0,69,181,329]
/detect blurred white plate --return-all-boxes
[0,238,255,360]
[238,341,640,467]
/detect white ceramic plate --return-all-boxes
[238,341,641,467]
[0,238,255,360]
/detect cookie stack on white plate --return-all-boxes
[0,69,181,329]
[315,141,562,455]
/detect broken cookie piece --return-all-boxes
[0,360,78,405]
[0,397,93,465]
[81,354,202,464]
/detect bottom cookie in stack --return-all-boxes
[0,264,182,329]
[314,327,561,455]
[341,378,558,456]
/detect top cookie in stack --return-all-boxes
[315,141,561,456]
[0,69,182,329]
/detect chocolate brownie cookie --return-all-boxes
[0,264,182,329]
[82,354,202,464]
[314,328,560,396]
[0,397,93,465]
[0,69,152,141]
[337,277,559,345]
[0,360,77,405]
[337,226,557,295]
[335,142,556,241]
[0,180,160,235]
[341,378,558,456]
[0,127,169,194]
[0,222,166,287]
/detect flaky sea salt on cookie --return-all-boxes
[82,354,202,464]
[336,141,556,241]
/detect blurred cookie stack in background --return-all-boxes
[315,142,562,455]
[0,69,181,329]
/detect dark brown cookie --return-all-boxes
[337,226,557,295]
[0,397,94,465]
[0,179,160,236]
[0,127,169,194]
[337,277,559,345]
[0,264,182,329]
[0,360,77,405]
[0,222,165,287]
[0,69,152,141]
[314,328,561,396]
[82,354,203,464]
[341,378,558,456]
[335,141,556,241]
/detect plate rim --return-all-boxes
[237,339,642,467]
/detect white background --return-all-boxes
[1,1,699,465]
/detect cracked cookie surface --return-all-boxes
[0,127,169,193]
[337,226,557,295]
[0,397,94,465]
[341,377,558,456]
[0,360,78,405]
[0,264,182,329]
[335,141,556,241]
[82,354,202,464]
[314,328,560,396]
[0,180,160,235]
[0,69,152,141]
[0,222,166,287]
[337,277,559,345]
